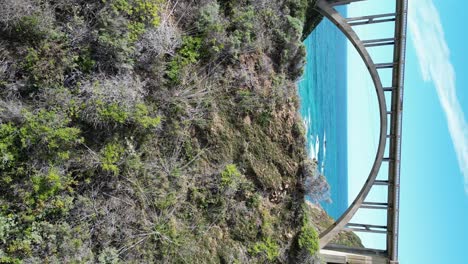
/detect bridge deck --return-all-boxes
[387,0,408,260]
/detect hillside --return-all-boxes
[0,0,356,263]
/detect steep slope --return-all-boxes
[0,0,331,263]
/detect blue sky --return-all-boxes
[346,0,468,262]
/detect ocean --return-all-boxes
[299,7,348,220]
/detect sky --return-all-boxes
[346,0,468,263]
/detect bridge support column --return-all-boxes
[347,13,397,26]
[345,223,388,234]
[363,38,396,47]
[376,63,396,69]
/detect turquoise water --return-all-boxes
[299,7,348,220]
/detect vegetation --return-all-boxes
[298,207,319,256]
[303,201,364,248]
[0,0,328,263]
[250,237,280,261]
[304,159,331,204]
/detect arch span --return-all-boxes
[313,0,389,247]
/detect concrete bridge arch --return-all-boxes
[309,0,408,263]
[314,0,388,247]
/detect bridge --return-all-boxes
[311,0,408,263]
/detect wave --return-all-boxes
[321,131,326,175]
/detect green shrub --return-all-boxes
[74,48,96,73]
[0,214,15,244]
[110,0,163,26]
[95,16,136,68]
[166,36,202,83]
[128,21,146,42]
[0,255,21,264]
[197,3,226,55]
[257,111,272,127]
[0,109,82,242]
[21,41,73,87]
[0,0,55,41]
[231,5,255,32]
[298,208,319,255]
[97,0,164,65]
[179,36,203,63]
[79,75,160,128]
[220,164,241,188]
[96,101,129,124]
[15,15,48,41]
[0,123,19,171]
[227,6,255,56]
[287,0,309,22]
[95,101,161,128]
[100,142,125,175]
[249,237,280,261]
[286,15,304,39]
[31,167,68,202]
[246,193,261,208]
[98,247,120,264]
[19,110,82,152]
[134,103,161,128]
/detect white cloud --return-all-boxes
[409,0,468,194]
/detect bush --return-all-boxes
[0,123,19,171]
[138,22,181,58]
[196,2,226,57]
[110,0,163,27]
[19,110,82,153]
[98,247,120,264]
[0,214,15,245]
[303,160,331,204]
[220,164,241,188]
[78,74,160,128]
[0,43,9,82]
[287,0,309,22]
[0,0,35,30]
[298,221,319,256]
[0,0,37,30]
[0,109,82,200]
[21,41,74,88]
[166,36,202,84]
[296,205,320,260]
[93,0,165,71]
[31,167,70,202]
[94,11,136,71]
[0,0,55,41]
[249,237,280,261]
[226,6,256,57]
[228,204,260,241]
[100,142,125,175]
